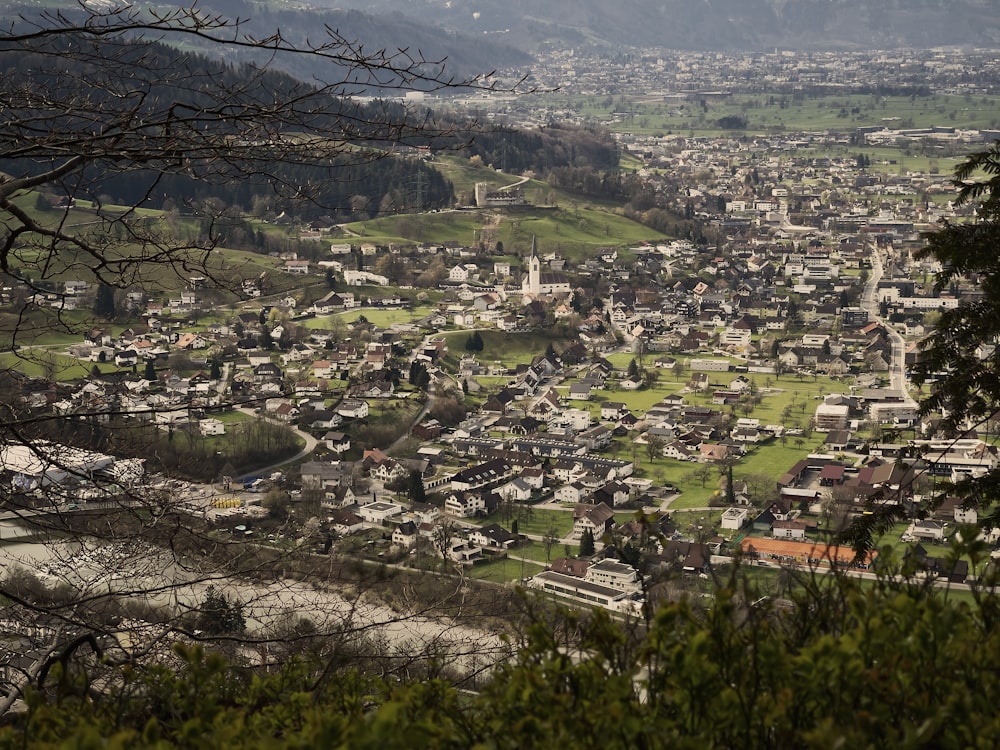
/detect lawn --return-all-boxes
[0,349,96,382]
[516,507,576,538]
[337,195,666,261]
[441,330,575,370]
[215,410,255,424]
[468,558,544,583]
[304,306,434,329]
[467,507,576,539]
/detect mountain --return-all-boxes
[303,0,1000,52]
[0,2,530,87]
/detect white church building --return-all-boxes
[521,237,571,298]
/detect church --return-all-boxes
[521,237,571,297]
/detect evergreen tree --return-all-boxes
[93,284,116,319]
[407,470,426,504]
[195,586,246,635]
[144,359,157,382]
[579,528,595,556]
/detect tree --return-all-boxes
[144,358,157,382]
[407,470,426,504]
[542,526,559,562]
[8,560,1000,749]
[92,284,116,320]
[645,434,665,462]
[579,528,596,556]
[195,586,246,636]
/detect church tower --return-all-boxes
[526,235,541,296]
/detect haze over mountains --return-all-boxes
[6,0,996,91]
[317,0,1000,52]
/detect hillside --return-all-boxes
[0,1,530,87]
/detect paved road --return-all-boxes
[861,246,917,408]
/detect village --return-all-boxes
[5,42,1000,614]
[4,140,996,614]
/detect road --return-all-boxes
[861,244,917,408]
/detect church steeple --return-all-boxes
[527,235,541,295]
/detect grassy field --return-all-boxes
[303,306,435,329]
[338,186,666,260]
[0,349,94,381]
[441,329,576,371]
[562,92,1000,137]
[468,557,544,583]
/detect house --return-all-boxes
[357,501,404,525]
[601,401,627,421]
[498,477,533,503]
[573,502,615,538]
[568,383,592,401]
[329,510,365,535]
[468,523,519,550]
[336,399,369,420]
[321,485,357,509]
[577,424,612,451]
[911,520,945,541]
[593,481,630,508]
[391,521,418,548]
[720,506,750,531]
[301,460,349,493]
[584,558,641,593]
[450,459,514,492]
[444,490,500,518]
[198,418,226,436]
[371,458,408,484]
[656,541,711,574]
[549,557,591,577]
[772,519,808,540]
[283,259,310,274]
[323,431,351,454]
[556,481,588,505]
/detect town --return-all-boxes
[2,46,998,636]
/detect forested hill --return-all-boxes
[0,32,615,224]
[0,1,530,86]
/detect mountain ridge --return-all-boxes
[302,0,1000,52]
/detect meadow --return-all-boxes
[565,92,1000,138]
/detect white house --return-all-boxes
[336,399,369,419]
[772,520,808,540]
[720,506,750,531]
[357,501,404,525]
[198,418,226,436]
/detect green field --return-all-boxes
[338,195,667,260]
[0,349,93,381]
[303,306,434,330]
[468,558,544,583]
[442,329,576,370]
[558,92,1000,138]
